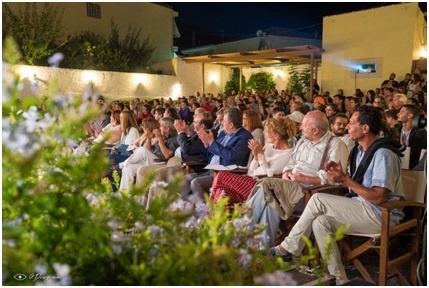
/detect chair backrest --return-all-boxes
[400,169,426,203]
[400,147,411,170]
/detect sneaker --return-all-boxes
[269,246,292,262]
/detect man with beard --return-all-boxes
[330,113,355,152]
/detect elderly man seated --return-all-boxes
[270,106,404,285]
[246,110,349,247]
[186,108,253,203]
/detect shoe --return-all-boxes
[269,246,292,262]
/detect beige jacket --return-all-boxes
[248,178,304,220]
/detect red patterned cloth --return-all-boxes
[211,172,257,206]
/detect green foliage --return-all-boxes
[287,64,311,94]
[108,20,156,73]
[2,3,64,65]
[246,72,276,92]
[2,39,290,285]
[224,68,246,94]
[59,20,155,72]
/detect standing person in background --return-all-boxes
[380,72,399,91]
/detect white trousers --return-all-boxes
[119,146,159,191]
[280,193,382,280]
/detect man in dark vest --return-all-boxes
[270,106,405,285]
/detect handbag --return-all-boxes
[210,172,257,206]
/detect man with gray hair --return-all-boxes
[389,93,408,113]
[246,110,349,247]
[184,108,253,202]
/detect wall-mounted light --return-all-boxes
[81,70,99,84]
[208,72,219,84]
[133,74,149,86]
[171,83,182,100]
[419,46,427,59]
[273,69,285,79]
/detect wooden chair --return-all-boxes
[330,169,426,285]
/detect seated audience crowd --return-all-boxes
[85,73,426,284]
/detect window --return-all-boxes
[356,64,376,74]
[87,3,101,19]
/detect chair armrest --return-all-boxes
[183,161,208,167]
[304,185,348,196]
[377,200,426,212]
[183,161,208,174]
[255,174,282,179]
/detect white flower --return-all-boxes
[107,219,121,230]
[238,249,252,268]
[111,244,123,255]
[231,215,251,230]
[111,231,125,242]
[148,225,164,237]
[47,52,64,67]
[53,263,70,278]
[182,216,199,229]
[134,221,145,232]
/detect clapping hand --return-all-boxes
[196,125,214,147]
[248,139,264,160]
[152,129,162,139]
[174,119,187,133]
[325,160,346,183]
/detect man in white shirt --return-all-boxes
[330,113,355,152]
[246,111,349,247]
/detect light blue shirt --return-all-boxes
[209,128,240,165]
[351,146,404,225]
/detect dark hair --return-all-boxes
[402,104,422,117]
[329,113,349,125]
[326,103,339,113]
[355,105,383,135]
[366,90,376,104]
[346,96,359,105]
[224,107,243,129]
[412,73,421,82]
[154,107,166,115]
[385,109,398,120]
[333,94,345,101]
[165,107,180,120]
[118,102,125,111]
[407,98,419,106]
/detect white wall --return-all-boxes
[12,60,319,102]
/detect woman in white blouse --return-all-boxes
[210,117,296,206]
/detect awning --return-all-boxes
[180,45,324,68]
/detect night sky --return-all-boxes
[166,2,427,51]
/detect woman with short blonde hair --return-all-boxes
[210,116,295,207]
